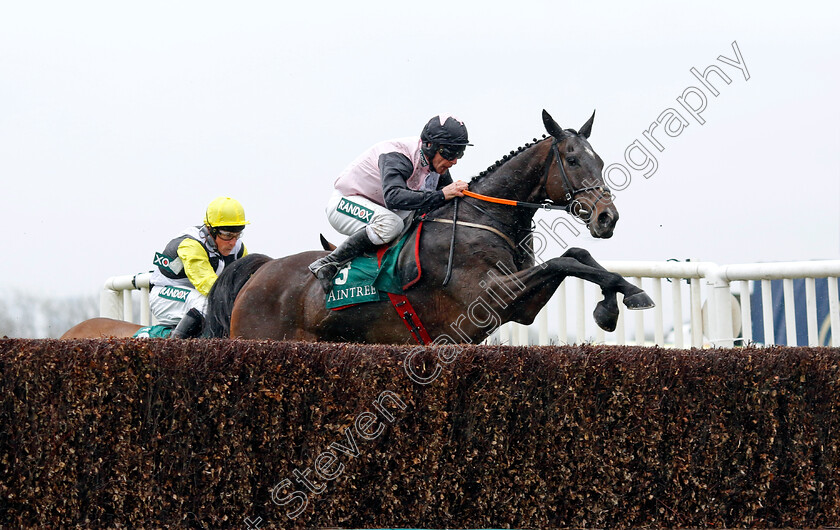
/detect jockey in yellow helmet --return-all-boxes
[149,197,250,338]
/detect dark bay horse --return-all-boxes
[206,110,653,343]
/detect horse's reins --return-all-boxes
[429,138,611,285]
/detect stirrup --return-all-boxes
[310,261,340,294]
[308,261,328,275]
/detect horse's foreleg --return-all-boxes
[561,248,654,324]
[478,257,607,327]
[561,247,646,299]
[462,259,565,329]
[484,253,652,332]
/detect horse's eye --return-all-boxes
[566,157,578,166]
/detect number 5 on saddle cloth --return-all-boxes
[325,227,419,310]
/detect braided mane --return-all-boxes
[469,129,579,183]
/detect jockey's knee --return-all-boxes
[366,216,403,245]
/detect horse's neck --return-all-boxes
[466,144,547,230]
[471,146,546,203]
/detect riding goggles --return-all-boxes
[215,229,244,241]
[438,144,466,161]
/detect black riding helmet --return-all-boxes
[420,115,473,161]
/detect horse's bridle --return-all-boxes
[430,137,612,285]
[462,137,612,214]
[543,138,611,209]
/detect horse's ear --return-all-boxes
[319,234,336,251]
[542,109,567,140]
[579,110,596,139]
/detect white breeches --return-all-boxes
[149,284,208,328]
[325,190,411,245]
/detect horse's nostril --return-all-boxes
[598,212,612,226]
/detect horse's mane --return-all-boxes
[468,129,580,184]
[470,129,577,184]
[469,134,546,183]
[204,253,273,337]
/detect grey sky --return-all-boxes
[2,1,838,299]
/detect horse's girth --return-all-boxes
[425,218,517,250]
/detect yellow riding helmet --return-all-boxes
[204,197,250,228]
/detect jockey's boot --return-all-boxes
[308,229,378,294]
[171,308,205,339]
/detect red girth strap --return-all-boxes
[376,236,432,345]
[386,292,433,345]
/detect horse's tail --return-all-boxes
[204,253,273,338]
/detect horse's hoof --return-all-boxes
[593,302,619,332]
[623,291,655,310]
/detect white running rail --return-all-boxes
[100,272,154,326]
[101,260,840,348]
[495,259,840,348]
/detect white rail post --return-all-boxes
[672,277,684,348]
[705,265,735,348]
[575,278,586,344]
[123,291,134,323]
[615,305,626,345]
[782,279,797,346]
[805,278,818,346]
[140,286,151,326]
[517,322,529,346]
[689,278,703,348]
[761,279,775,346]
[829,277,840,347]
[134,273,152,326]
[100,288,123,320]
[739,280,752,345]
[652,278,664,346]
[633,277,645,345]
[556,282,567,344]
[499,322,510,345]
[537,306,549,345]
